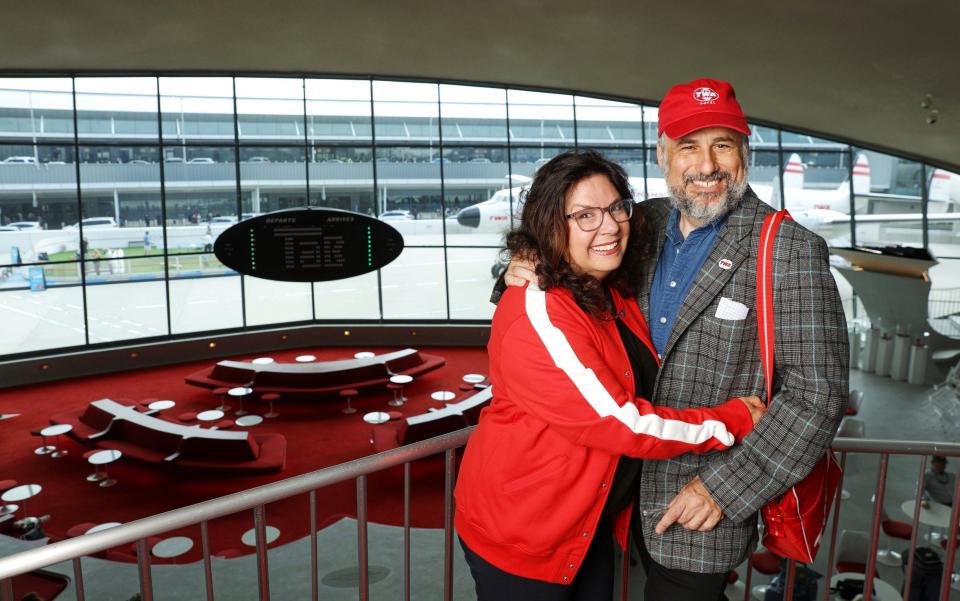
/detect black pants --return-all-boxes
[634,525,729,601]
[461,514,614,601]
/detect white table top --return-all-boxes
[431,391,456,402]
[295,355,316,362]
[902,499,953,529]
[252,357,274,365]
[86,521,122,534]
[2,484,41,503]
[228,386,252,397]
[462,373,486,384]
[88,449,122,466]
[148,400,176,411]
[389,374,413,385]
[235,415,263,427]
[197,409,225,422]
[152,536,194,558]
[241,525,280,546]
[363,411,390,424]
[354,351,375,359]
[831,572,901,601]
[40,423,72,437]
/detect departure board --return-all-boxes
[214,209,404,282]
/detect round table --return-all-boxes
[363,411,390,425]
[197,409,225,423]
[830,572,901,601]
[462,373,486,384]
[235,415,263,427]
[354,351,375,359]
[901,499,953,528]
[228,386,253,416]
[388,374,413,406]
[86,521,122,534]
[88,449,122,488]
[40,423,73,458]
[295,354,316,363]
[152,536,195,559]
[148,400,176,411]
[1,484,41,516]
[252,357,274,365]
[241,526,280,547]
[431,391,456,402]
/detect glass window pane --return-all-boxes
[239,146,306,215]
[74,77,159,143]
[314,272,380,319]
[308,146,374,214]
[85,278,167,343]
[381,247,446,319]
[780,129,848,151]
[508,89,574,145]
[575,96,643,146]
[747,149,782,209]
[373,81,439,144]
[159,77,235,144]
[642,106,659,147]
[375,146,443,245]
[305,78,372,143]
[443,146,510,246]
[0,77,75,143]
[749,123,779,149]
[781,150,851,243]
[244,276,312,326]
[169,274,243,334]
[853,149,923,248]
[447,247,500,319]
[588,147,647,189]
[929,167,960,258]
[0,284,86,355]
[235,77,305,144]
[440,84,507,143]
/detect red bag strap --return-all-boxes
[756,209,792,406]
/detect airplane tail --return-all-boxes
[783,153,804,189]
[929,168,953,202]
[852,153,870,195]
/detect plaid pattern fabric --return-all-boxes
[635,191,849,572]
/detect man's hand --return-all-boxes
[654,476,723,534]
[504,257,537,287]
[739,395,767,426]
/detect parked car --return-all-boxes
[187,157,215,164]
[380,210,413,220]
[245,156,270,163]
[163,157,185,163]
[1,156,38,165]
[7,221,42,230]
[128,159,152,165]
[0,225,18,232]
[65,217,118,229]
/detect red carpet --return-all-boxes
[0,346,487,563]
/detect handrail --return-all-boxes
[830,437,960,455]
[0,427,474,580]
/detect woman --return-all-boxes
[454,150,764,600]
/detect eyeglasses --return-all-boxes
[565,199,634,232]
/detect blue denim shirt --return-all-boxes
[649,208,728,357]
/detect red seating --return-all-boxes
[215,547,244,559]
[881,518,912,540]
[178,411,198,423]
[66,522,96,538]
[339,388,359,414]
[750,551,782,575]
[836,561,867,573]
[215,419,235,429]
[0,480,17,494]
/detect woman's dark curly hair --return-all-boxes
[505,150,652,317]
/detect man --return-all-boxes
[922,455,955,507]
[503,78,847,599]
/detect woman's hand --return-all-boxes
[504,257,538,287]
[739,395,766,426]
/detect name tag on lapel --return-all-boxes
[715,297,749,321]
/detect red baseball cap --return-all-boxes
[657,78,751,139]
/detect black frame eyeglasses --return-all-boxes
[565,199,634,232]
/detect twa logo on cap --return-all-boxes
[718,258,733,270]
[693,87,720,104]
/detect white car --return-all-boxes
[6,221,42,230]
[1,156,38,165]
[380,210,413,220]
[66,217,118,229]
[187,157,215,164]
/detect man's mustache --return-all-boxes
[683,171,733,186]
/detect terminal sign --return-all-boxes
[214,208,404,282]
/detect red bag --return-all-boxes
[755,210,843,563]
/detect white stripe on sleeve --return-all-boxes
[524,284,735,446]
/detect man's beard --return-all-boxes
[667,170,748,224]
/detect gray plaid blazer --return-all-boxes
[636,191,848,572]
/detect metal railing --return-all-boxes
[2,432,959,601]
[0,427,474,601]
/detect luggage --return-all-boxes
[901,546,943,601]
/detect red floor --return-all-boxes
[0,346,488,563]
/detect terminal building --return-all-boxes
[0,2,959,600]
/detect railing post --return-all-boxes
[824,450,847,601]
[903,455,928,598]
[2,577,13,601]
[200,520,214,601]
[863,453,889,601]
[310,490,319,601]
[939,470,960,601]
[254,504,271,601]
[783,558,796,601]
[357,475,369,601]
[443,449,455,601]
[71,557,85,601]
[404,462,411,601]
[136,537,154,601]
